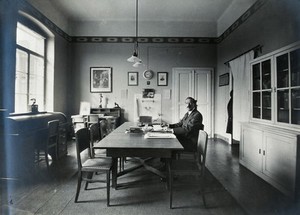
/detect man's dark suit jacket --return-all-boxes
[169,109,203,152]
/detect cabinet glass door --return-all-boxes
[277,53,289,88]
[291,49,300,87]
[252,59,272,120]
[276,48,300,125]
[290,49,300,125]
[291,89,300,124]
[277,89,289,123]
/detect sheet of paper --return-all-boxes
[144,132,176,139]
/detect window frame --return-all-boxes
[15,21,47,113]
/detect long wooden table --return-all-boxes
[94,122,183,188]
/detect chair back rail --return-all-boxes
[89,123,101,157]
[196,130,208,175]
[48,120,59,146]
[99,119,109,139]
[75,127,90,169]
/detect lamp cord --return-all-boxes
[135,0,139,55]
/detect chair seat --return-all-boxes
[171,159,202,173]
[82,157,113,171]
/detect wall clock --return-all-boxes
[143,69,154,80]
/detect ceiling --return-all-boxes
[50,0,235,22]
[28,0,257,37]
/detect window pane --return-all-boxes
[262,60,271,89]
[291,49,300,87]
[277,53,289,88]
[34,95,44,111]
[291,88,300,125]
[30,54,44,76]
[252,63,260,90]
[17,23,45,56]
[253,92,261,118]
[15,93,28,113]
[262,91,271,120]
[15,49,28,94]
[277,89,289,123]
[29,55,44,110]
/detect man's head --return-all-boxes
[185,97,197,111]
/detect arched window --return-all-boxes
[14,12,54,113]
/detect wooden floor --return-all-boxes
[1,138,299,214]
[206,139,300,215]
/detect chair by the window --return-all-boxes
[169,130,208,209]
[74,127,113,206]
[36,119,59,169]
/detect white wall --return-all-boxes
[27,0,70,34]
[70,20,217,37]
[70,43,216,123]
[217,0,257,36]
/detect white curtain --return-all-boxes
[229,51,254,141]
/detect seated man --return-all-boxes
[167,97,204,152]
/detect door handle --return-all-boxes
[259,149,261,154]
[263,150,265,156]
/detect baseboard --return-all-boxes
[214,134,229,143]
[213,133,240,145]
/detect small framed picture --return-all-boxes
[90,67,112,92]
[157,72,168,86]
[219,73,229,87]
[128,72,138,86]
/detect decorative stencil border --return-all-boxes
[19,0,265,44]
[216,0,266,43]
[72,36,217,44]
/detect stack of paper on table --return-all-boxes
[144,132,176,139]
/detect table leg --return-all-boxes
[166,158,171,190]
[112,157,118,188]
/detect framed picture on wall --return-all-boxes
[128,72,138,86]
[219,73,229,87]
[157,72,168,86]
[90,67,112,92]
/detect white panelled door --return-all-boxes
[172,68,213,137]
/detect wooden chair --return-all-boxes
[99,119,109,139]
[71,115,87,137]
[36,120,60,169]
[74,127,113,206]
[87,114,99,128]
[176,124,205,160]
[99,119,124,171]
[169,130,208,209]
[89,122,106,158]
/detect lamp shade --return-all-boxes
[133,60,142,67]
[127,55,137,63]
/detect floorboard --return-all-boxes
[1,138,299,214]
[206,138,300,215]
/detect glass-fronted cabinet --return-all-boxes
[251,43,300,127]
[251,58,272,120]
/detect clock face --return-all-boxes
[143,70,154,80]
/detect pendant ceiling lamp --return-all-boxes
[127,0,142,66]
